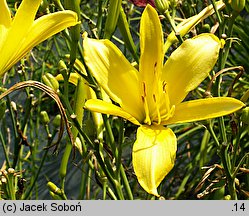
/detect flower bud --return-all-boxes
[74,137,83,155]
[47,182,62,196]
[7,168,15,174]
[1,176,7,183]
[200,23,211,33]
[49,191,62,200]
[155,0,169,13]
[42,73,59,92]
[230,0,245,12]
[52,114,62,128]
[104,0,122,39]
[40,111,50,125]
[241,107,249,125]
[11,101,17,112]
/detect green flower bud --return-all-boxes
[42,73,59,92]
[230,0,245,12]
[104,0,122,39]
[200,23,211,33]
[40,111,50,125]
[241,107,249,125]
[52,114,61,128]
[47,182,62,196]
[155,0,169,13]
[49,191,62,200]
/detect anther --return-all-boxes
[162,81,167,93]
[162,81,170,112]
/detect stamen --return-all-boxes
[153,94,161,125]
[169,105,175,118]
[142,82,151,125]
[162,81,171,112]
[161,105,175,122]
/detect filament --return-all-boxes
[153,94,161,125]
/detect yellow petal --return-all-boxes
[11,0,40,30]
[85,99,141,125]
[0,0,11,49]
[0,1,78,76]
[88,88,104,135]
[0,0,11,27]
[162,33,221,106]
[83,35,144,122]
[16,11,78,67]
[164,97,245,125]
[164,1,225,51]
[0,0,41,75]
[132,125,177,196]
[139,5,164,112]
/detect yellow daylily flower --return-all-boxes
[0,0,79,77]
[83,5,245,196]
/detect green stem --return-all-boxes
[59,78,85,192]
[6,174,16,200]
[120,165,133,200]
[116,119,124,178]
[0,131,11,168]
[207,121,220,148]
[23,134,54,199]
[232,153,249,178]
[210,0,222,25]
[220,12,238,69]
[97,0,104,37]
[214,10,239,200]
[95,148,124,199]
[164,10,184,44]
[231,126,242,170]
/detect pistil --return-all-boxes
[142,82,151,125]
